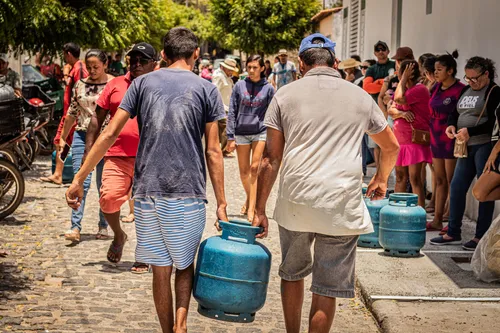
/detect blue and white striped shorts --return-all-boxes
[134,197,206,269]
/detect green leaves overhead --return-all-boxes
[1,0,319,55]
[210,0,321,55]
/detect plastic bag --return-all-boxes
[472,215,500,282]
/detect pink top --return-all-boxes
[393,83,431,145]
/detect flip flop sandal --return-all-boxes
[121,214,135,223]
[107,234,128,264]
[439,226,448,236]
[96,228,111,240]
[426,222,442,232]
[131,262,151,274]
[39,176,63,185]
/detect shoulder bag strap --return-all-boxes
[475,85,498,126]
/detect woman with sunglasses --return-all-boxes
[58,49,114,242]
[355,59,376,87]
[226,55,275,222]
[426,52,464,233]
[431,57,500,250]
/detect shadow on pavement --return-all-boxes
[426,252,500,289]
[81,260,137,274]
[0,261,30,297]
[0,216,28,226]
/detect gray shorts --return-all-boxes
[235,131,267,145]
[278,226,359,298]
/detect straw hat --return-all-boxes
[338,58,362,70]
[220,58,237,72]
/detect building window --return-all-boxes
[349,0,360,56]
[426,0,432,15]
[342,7,349,59]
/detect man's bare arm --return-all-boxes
[205,121,228,222]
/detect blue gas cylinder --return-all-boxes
[358,198,389,248]
[193,220,272,323]
[379,193,426,257]
[51,150,74,184]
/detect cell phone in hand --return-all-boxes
[59,143,71,162]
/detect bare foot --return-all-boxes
[240,204,248,215]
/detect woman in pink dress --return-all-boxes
[388,60,432,207]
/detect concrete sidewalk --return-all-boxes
[360,168,500,333]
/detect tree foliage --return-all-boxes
[0,0,212,55]
[210,0,321,55]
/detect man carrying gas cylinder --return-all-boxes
[254,33,400,332]
[65,28,228,333]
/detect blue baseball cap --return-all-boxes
[299,33,336,56]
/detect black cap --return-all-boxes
[374,41,389,51]
[126,42,156,59]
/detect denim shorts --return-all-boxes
[278,226,359,298]
[235,131,267,145]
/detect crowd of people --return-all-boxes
[2,24,500,333]
[338,41,500,251]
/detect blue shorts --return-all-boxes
[134,197,206,269]
[235,131,267,145]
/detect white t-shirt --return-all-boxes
[212,68,234,113]
[264,67,388,236]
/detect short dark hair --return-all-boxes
[365,59,376,66]
[247,54,266,78]
[163,27,198,61]
[399,60,420,82]
[423,55,437,74]
[351,55,362,62]
[300,38,335,67]
[465,56,497,80]
[436,50,459,77]
[63,43,81,58]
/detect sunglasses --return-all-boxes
[130,57,152,66]
[375,48,387,53]
[361,66,369,70]
[463,71,486,83]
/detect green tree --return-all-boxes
[1,0,213,55]
[210,0,321,55]
[1,0,151,55]
[148,0,214,51]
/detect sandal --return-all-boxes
[39,176,63,185]
[439,225,448,236]
[107,234,128,264]
[426,222,442,232]
[131,262,150,274]
[65,229,81,242]
[121,214,135,223]
[96,228,111,240]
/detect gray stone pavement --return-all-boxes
[0,156,380,333]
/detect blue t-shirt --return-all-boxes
[119,68,225,200]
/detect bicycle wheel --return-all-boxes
[17,141,34,171]
[0,158,25,220]
[0,148,18,166]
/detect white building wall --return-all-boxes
[399,0,500,80]
[363,0,393,60]
[333,11,344,59]
[358,0,500,220]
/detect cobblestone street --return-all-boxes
[0,155,380,333]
